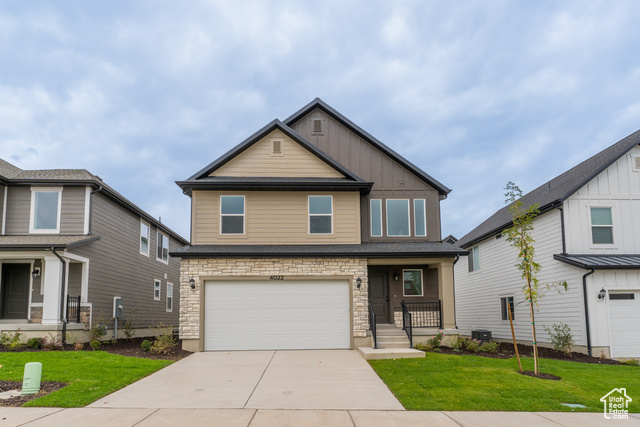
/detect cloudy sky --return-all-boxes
[2,1,640,240]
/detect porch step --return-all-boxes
[374,324,411,349]
[358,347,425,360]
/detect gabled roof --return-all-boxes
[284,98,452,196]
[457,129,640,248]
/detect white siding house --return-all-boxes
[455,131,640,359]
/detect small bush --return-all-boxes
[622,359,639,366]
[478,341,499,354]
[27,337,44,349]
[89,318,107,342]
[452,336,466,350]
[1,330,23,350]
[122,311,137,340]
[414,343,432,351]
[90,340,101,351]
[544,323,574,357]
[426,330,444,349]
[42,333,63,350]
[141,340,152,352]
[465,338,481,353]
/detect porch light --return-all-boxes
[597,287,606,301]
[31,268,40,279]
[189,277,196,290]
[393,272,399,281]
[356,277,362,289]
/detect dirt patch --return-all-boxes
[0,381,67,407]
[67,338,193,361]
[519,371,561,381]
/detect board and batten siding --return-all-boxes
[454,210,586,346]
[564,145,640,254]
[192,190,361,245]
[290,108,442,241]
[71,193,181,331]
[210,129,344,178]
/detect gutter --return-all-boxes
[51,247,68,346]
[582,268,596,357]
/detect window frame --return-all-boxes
[166,283,173,312]
[140,220,150,256]
[500,296,515,321]
[29,187,63,234]
[153,279,161,301]
[156,231,169,264]
[386,199,411,237]
[413,199,427,237]
[308,195,333,235]
[220,195,245,235]
[370,199,383,237]
[590,206,614,245]
[468,245,480,272]
[402,269,424,297]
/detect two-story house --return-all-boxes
[0,159,188,342]
[455,130,640,359]
[173,98,465,352]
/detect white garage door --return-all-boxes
[609,291,640,358]
[204,280,350,351]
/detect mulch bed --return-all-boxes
[519,371,561,380]
[0,381,67,407]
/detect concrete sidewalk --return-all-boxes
[3,408,639,427]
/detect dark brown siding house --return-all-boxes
[173,98,466,356]
[0,159,188,343]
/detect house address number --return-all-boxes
[269,275,284,280]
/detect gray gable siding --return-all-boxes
[0,185,4,233]
[290,108,442,242]
[60,186,86,234]
[70,192,181,330]
[4,186,30,234]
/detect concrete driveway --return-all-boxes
[88,350,404,411]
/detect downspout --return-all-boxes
[582,268,596,357]
[554,204,567,255]
[51,247,68,346]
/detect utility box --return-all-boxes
[114,297,124,319]
[22,362,42,395]
[471,329,492,342]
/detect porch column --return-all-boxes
[436,260,456,329]
[42,255,63,325]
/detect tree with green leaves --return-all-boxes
[503,181,567,375]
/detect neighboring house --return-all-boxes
[455,130,640,359]
[0,159,188,342]
[173,98,465,352]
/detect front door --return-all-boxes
[1,264,30,319]
[369,270,390,323]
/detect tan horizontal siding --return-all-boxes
[210,129,344,178]
[192,190,360,245]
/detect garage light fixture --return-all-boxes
[356,277,362,289]
[597,287,606,301]
[189,277,196,290]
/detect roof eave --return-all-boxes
[175,180,374,196]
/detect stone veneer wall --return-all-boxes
[179,257,369,341]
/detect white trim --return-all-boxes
[633,155,640,172]
[140,219,150,257]
[370,199,382,237]
[386,199,411,237]
[402,269,424,297]
[156,231,169,264]
[2,186,7,235]
[83,187,91,235]
[468,245,480,272]
[29,187,63,234]
[413,199,427,237]
[220,195,245,235]
[271,137,284,156]
[589,206,614,246]
[308,195,333,235]
[166,282,173,312]
[499,295,516,322]
[154,279,161,301]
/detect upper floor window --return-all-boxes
[500,296,515,321]
[468,245,480,272]
[403,269,423,296]
[157,232,169,263]
[220,195,245,235]
[386,199,410,236]
[370,199,382,237]
[140,220,150,256]
[30,187,62,234]
[309,195,332,234]
[414,199,426,237]
[590,207,613,244]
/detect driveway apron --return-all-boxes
[89,350,403,411]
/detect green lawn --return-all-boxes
[0,351,172,407]
[370,352,640,412]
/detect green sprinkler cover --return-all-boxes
[22,362,42,396]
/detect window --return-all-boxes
[403,269,423,296]
[157,232,169,263]
[140,220,150,256]
[414,199,426,237]
[370,199,382,237]
[308,195,332,234]
[220,195,245,234]
[154,279,161,301]
[590,207,613,244]
[633,156,640,171]
[30,187,62,233]
[386,199,410,236]
[468,245,480,272]
[609,293,635,300]
[166,283,173,312]
[501,296,515,320]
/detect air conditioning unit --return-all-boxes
[471,329,492,341]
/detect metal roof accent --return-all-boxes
[554,254,640,270]
[175,176,373,195]
[283,98,452,196]
[457,129,640,248]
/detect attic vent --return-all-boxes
[634,156,640,171]
[271,139,284,156]
[311,118,324,134]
